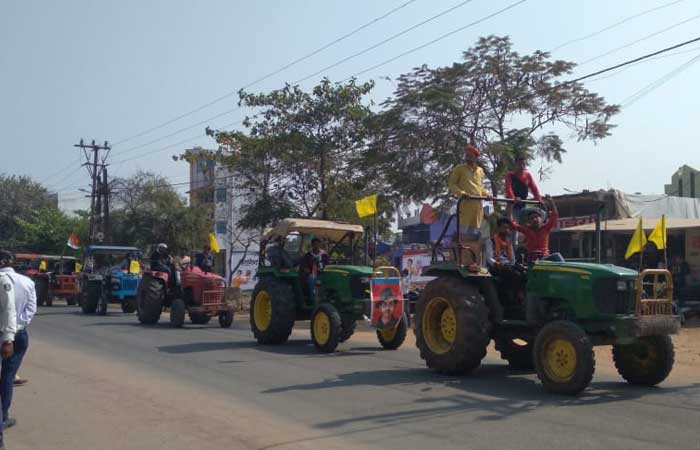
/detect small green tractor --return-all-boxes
[250,219,408,353]
[415,196,680,395]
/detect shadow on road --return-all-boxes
[157,339,378,357]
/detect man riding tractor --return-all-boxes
[136,243,233,328]
[80,246,143,315]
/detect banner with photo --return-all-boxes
[229,251,259,290]
[370,277,404,330]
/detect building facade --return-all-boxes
[665,165,700,199]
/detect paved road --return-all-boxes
[19,305,700,450]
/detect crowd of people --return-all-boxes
[449,145,563,271]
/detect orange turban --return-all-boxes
[465,145,480,157]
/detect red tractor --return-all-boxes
[14,253,52,306]
[14,254,81,306]
[136,265,233,328]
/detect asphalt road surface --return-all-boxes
[10,304,700,450]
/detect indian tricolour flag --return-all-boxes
[67,232,80,250]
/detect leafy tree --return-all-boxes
[0,175,55,249]
[373,35,619,207]
[110,171,212,255]
[203,78,378,230]
[15,207,84,255]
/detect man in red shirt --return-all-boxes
[511,196,564,263]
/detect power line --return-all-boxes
[344,0,527,81]
[111,0,474,158]
[579,11,700,66]
[110,0,418,148]
[550,0,686,52]
[621,52,700,107]
[292,0,477,85]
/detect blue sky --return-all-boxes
[1,0,699,212]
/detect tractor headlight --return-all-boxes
[616,280,627,291]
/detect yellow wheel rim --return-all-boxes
[631,341,657,369]
[253,291,272,331]
[379,323,398,341]
[542,338,577,382]
[313,311,331,345]
[421,297,457,355]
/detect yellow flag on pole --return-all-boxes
[355,194,377,218]
[209,233,220,253]
[625,217,647,259]
[647,215,666,250]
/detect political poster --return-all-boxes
[370,277,404,330]
[229,251,259,291]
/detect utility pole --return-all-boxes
[75,139,111,245]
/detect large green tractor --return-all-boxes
[250,219,408,353]
[415,197,680,395]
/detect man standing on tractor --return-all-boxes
[448,144,492,266]
[505,155,541,220]
[511,196,564,263]
[300,238,329,303]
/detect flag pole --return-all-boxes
[372,210,378,269]
[638,218,644,272]
[663,215,668,269]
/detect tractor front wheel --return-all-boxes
[613,336,674,386]
[35,278,49,307]
[414,277,491,375]
[121,297,137,314]
[534,321,595,395]
[377,313,408,350]
[310,303,342,353]
[250,281,295,345]
[219,310,234,328]
[137,275,163,324]
[170,298,186,328]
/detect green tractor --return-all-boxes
[250,219,408,353]
[415,196,680,395]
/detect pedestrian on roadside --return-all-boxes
[0,267,17,450]
[0,250,36,431]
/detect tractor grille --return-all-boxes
[593,278,636,315]
[350,275,370,299]
[122,278,138,291]
[202,290,224,305]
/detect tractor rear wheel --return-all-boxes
[534,321,595,395]
[189,313,211,325]
[414,277,491,375]
[81,281,100,314]
[310,303,342,353]
[218,310,234,328]
[613,336,674,386]
[377,313,408,350]
[494,336,534,370]
[250,280,295,345]
[137,275,163,324]
[121,297,137,314]
[35,278,49,307]
[170,298,186,328]
[339,317,356,343]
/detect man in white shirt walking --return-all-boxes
[0,264,17,450]
[0,250,34,432]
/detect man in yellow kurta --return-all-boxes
[448,145,491,240]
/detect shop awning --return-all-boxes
[561,217,700,232]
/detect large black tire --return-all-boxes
[218,310,234,328]
[35,278,49,307]
[250,280,295,345]
[377,313,408,350]
[494,336,534,370]
[121,297,137,314]
[613,336,674,386]
[534,321,595,395]
[414,277,491,375]
[137,275,163,325]
[81,280,100,314]
[170,298,186,328]
[310,303,342,353]
[339,317,356,343]
[189,313,212,325]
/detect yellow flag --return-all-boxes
[129,260,141,274]
[647,215,666,250]
[75,262,83,273]
[209,233,220,253]
[355,194,377,218]
[39,260,47,271]
[625,217,648,259]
